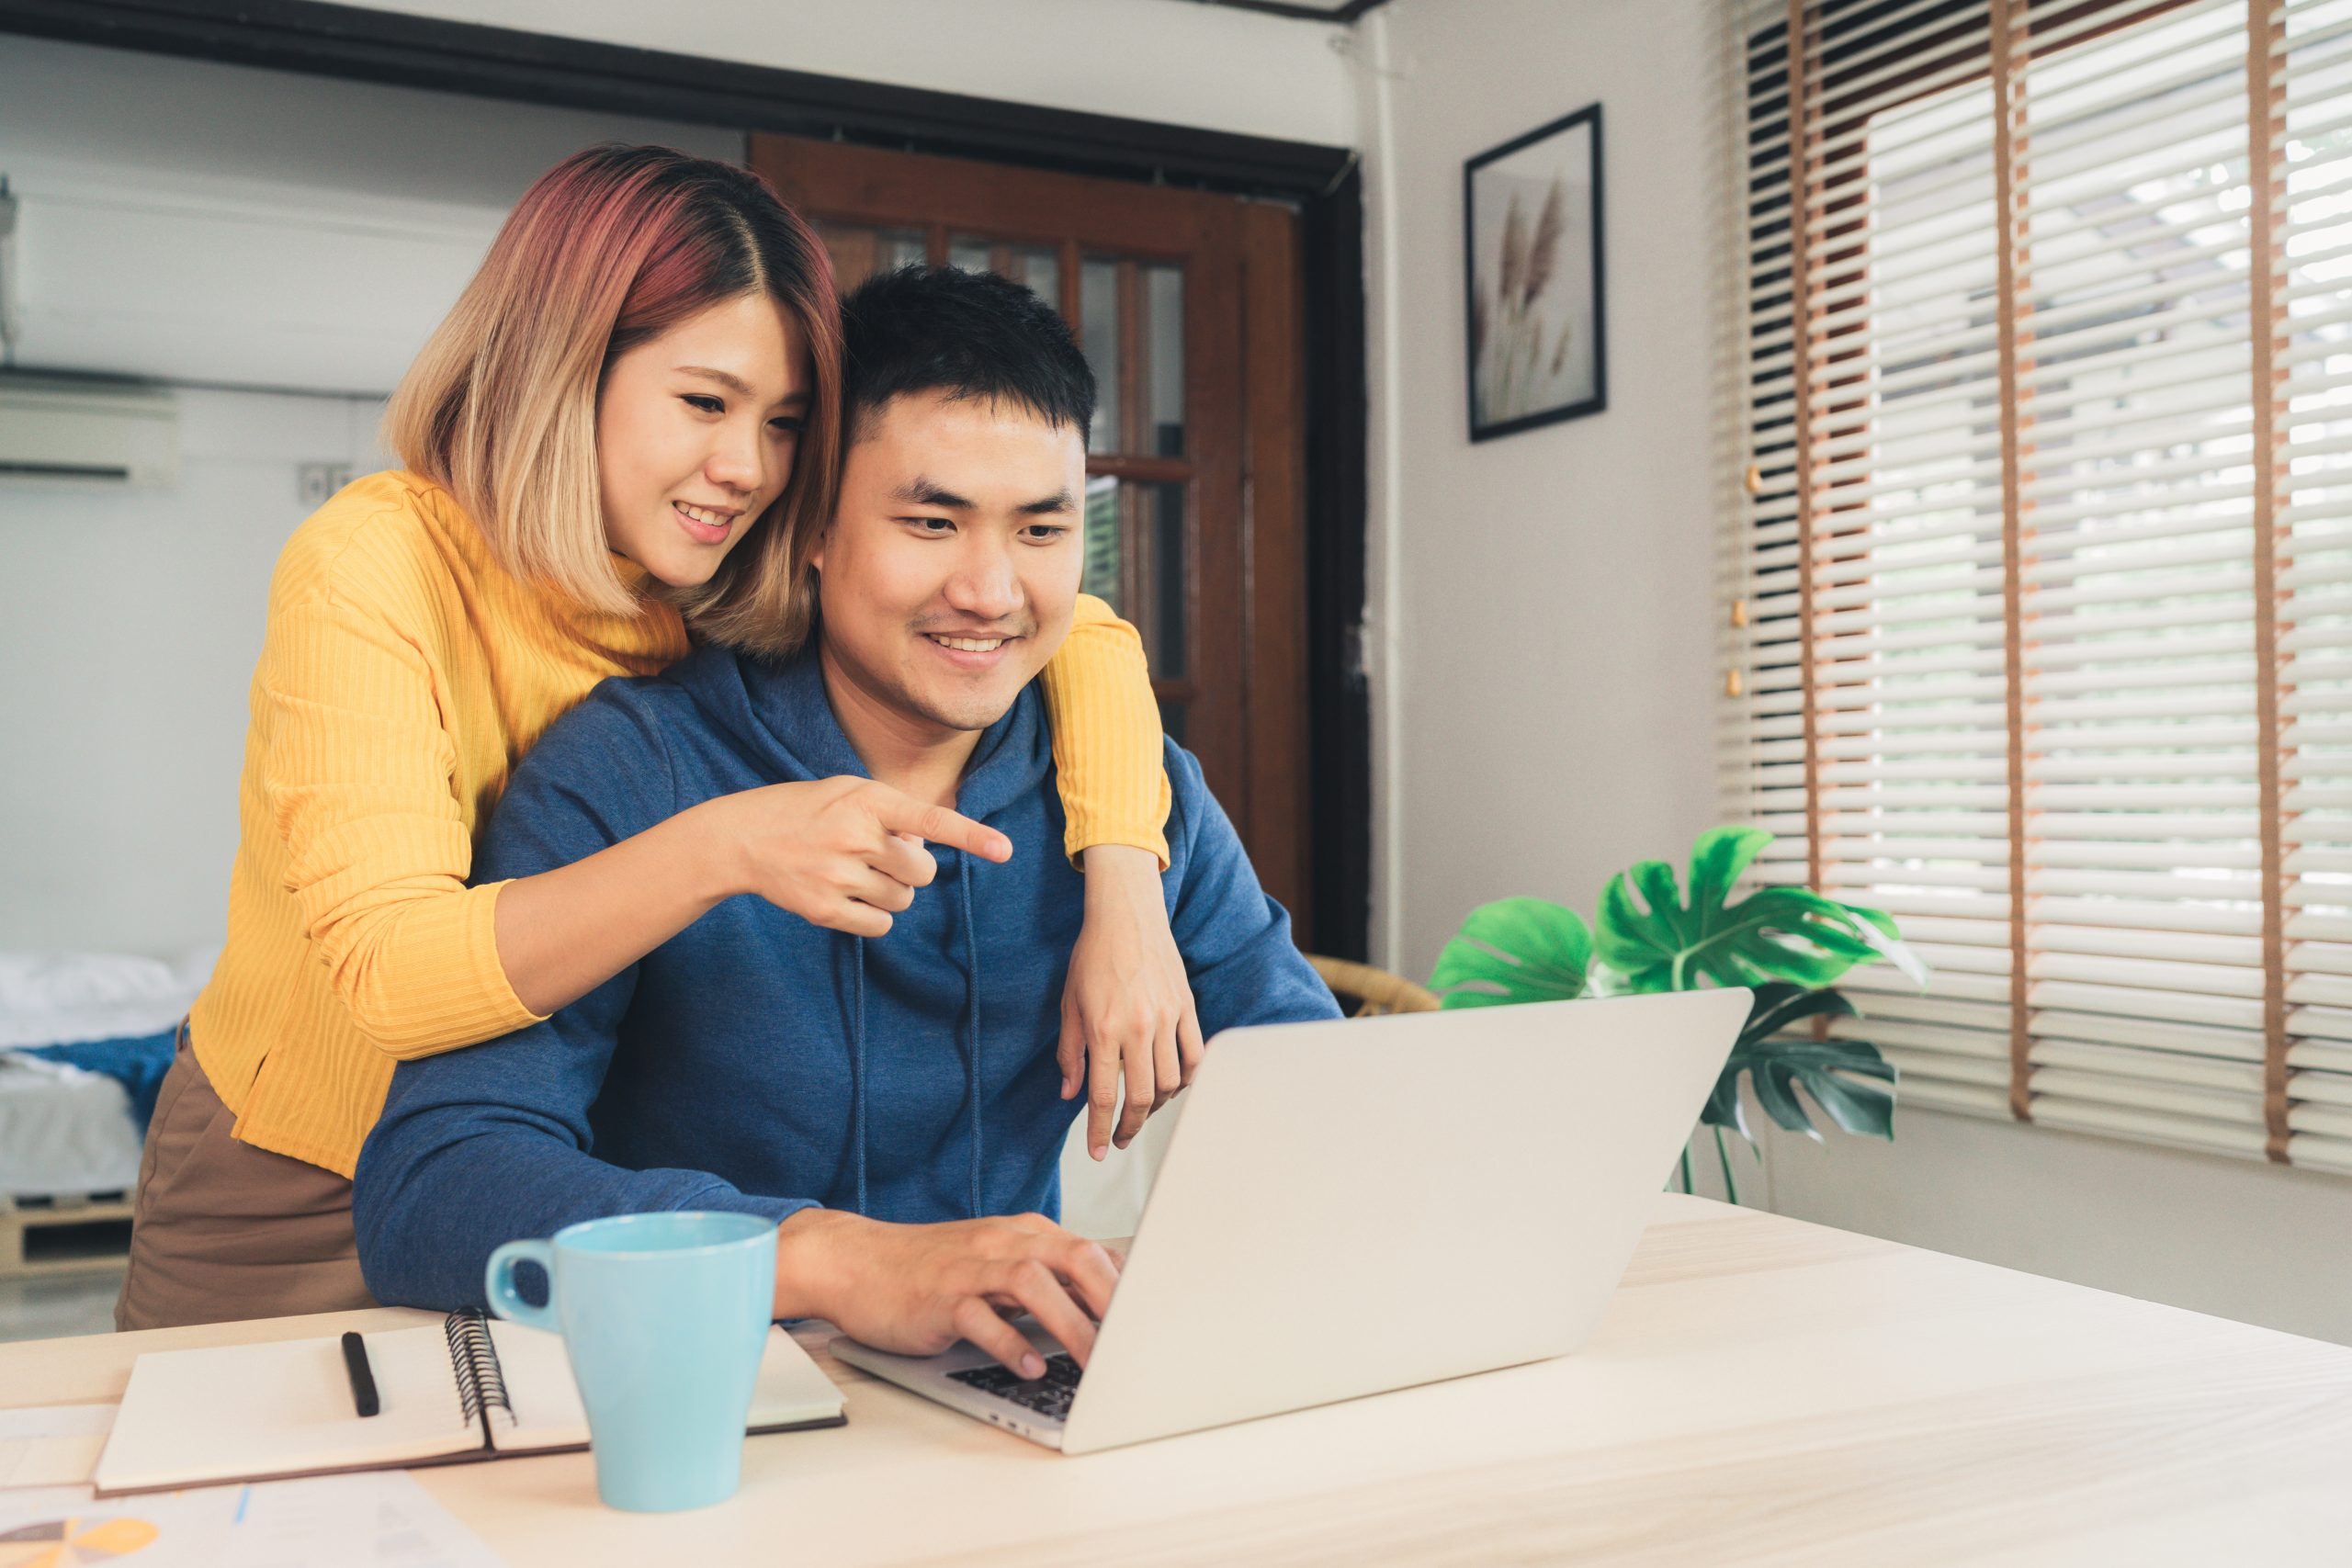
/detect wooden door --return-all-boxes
[752,135,1312,936]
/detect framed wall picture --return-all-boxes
[1464,102,1605,441]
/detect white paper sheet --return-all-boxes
[0,1402,114,1488]
[0,1471,503,1567]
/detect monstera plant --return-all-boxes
[1428,826,1927,1202]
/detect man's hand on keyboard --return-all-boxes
[773,1209,1122,1379]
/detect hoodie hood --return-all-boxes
[663,641,1049,819]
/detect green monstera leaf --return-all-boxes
[1702,983,1896,1145]
[1596,825,1927,994]
[1429,897,1592,1009]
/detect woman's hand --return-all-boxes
[697,777,1012,937]
[1058,844,1204,1161]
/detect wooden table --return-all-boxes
[9,1193,2352,1565]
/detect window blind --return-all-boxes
[1724,0,2352,1170]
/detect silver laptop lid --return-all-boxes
[1059,988,1749,1455]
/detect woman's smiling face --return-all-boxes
[595,291,810,588]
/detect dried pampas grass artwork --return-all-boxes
[1465,104,1604,440]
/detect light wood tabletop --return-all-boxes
[9,1193,2352,1565]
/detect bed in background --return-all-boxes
[0,949,209,1278]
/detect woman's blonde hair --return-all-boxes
[384,144,842,653]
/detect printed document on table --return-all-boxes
[0,1469,503,1567]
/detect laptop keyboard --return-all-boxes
[947,1353,1083,1422]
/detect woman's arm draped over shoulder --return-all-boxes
[1035,593,1204,1162]
[1038,593,1171,867]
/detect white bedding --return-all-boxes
[0,949,215,1049]
[0,1055,143,1199]
[0,947,214,1201]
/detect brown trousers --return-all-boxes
[115,1030,379,1331]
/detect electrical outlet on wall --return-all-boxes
[297,463,354,507]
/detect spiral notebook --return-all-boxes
[91,1312,846,1497]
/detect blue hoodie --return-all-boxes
[353,642,1340,1311]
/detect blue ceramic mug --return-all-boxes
[486,1211,777,1513]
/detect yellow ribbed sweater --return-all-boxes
[189,472,1169,1177]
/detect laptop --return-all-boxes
[830,987,1750,1455]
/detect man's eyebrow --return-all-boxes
[894,477,976,510]
[1019,489,1077,515]
[674,366,808,409]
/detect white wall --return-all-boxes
[1360,0,2352,1348]
[1355,0,1727,980]
[0,391,388,957]
[346,0,1357,148]
[1759,1110,2352,1344]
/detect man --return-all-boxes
[353,266,1338,1380]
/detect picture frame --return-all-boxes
[1464,102,1606,441]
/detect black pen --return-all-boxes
[341,1331,380,1418]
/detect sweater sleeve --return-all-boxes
[352,689,813,1312]
[258,592,544,1060]
[1038,593,1171,868]
[354,969,814,1311]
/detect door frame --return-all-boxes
[0,0,1374,961]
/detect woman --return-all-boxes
[118,145,1198,1331]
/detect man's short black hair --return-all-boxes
[839,265,1096,444]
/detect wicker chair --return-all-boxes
[1306,955,1442,1019]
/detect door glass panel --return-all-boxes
[1012,248,1060,305]
[1080,258,1121,455]
[1143,265,1185,457]
[1078,258,1182,457]
[1081,474,1122,607]
[947,236,1061,309]
[1135,479,1187,681]
[948,236,991,275]
[813,220,926,291]
[1075,475,1187,681]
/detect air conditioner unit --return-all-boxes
[0,376,178,487]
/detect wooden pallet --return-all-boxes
[0,1193,134,1280]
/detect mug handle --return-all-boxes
[484,1239,559,1329]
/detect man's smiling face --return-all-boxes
[812,389,1086,738]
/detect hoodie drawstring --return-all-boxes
[843,855,983,1221]
[851,936,869,1217]
[959,854,983,1220]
